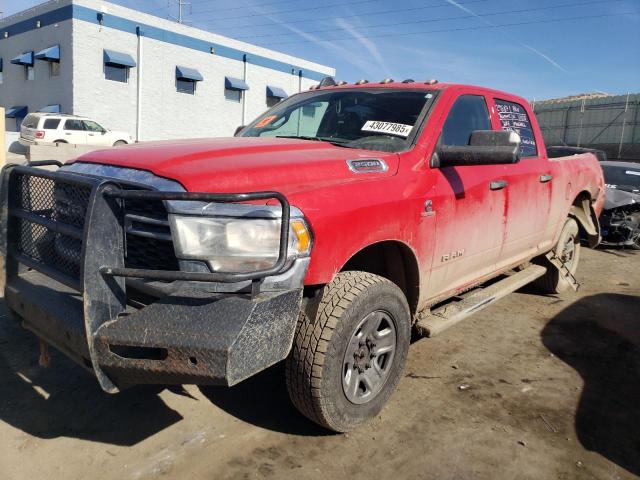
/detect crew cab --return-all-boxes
[0,80,605,432]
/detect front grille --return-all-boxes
[8,171,181,287]
[124,198,180,271]
[10,173,91,281]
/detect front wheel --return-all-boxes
[113,140,127,146]
[286,271,411,432]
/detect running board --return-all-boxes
[415,265,547,337]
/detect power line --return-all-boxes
[261,10,638,46]
[233,0,622,40]
[193,0,492,29]
[190,0,300,11]
[190,0,385,19]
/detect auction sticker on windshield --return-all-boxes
[361,121,413,137]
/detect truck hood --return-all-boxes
[74,137,399,194]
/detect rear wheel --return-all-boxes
[286,271,411,432]
[534,217,581,293]
[113,140,127,146]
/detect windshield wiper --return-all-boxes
[276,135,351,147]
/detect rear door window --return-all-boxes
[441,95,491,146]
[494,99,537,157]
[43,119,61,130]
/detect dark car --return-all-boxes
[600,161,640,249]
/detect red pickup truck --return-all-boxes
[0,80,604,432]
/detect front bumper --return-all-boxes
[1,163,303,392]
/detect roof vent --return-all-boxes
[425,79,439,85]
[380,78,394,84]
[402,79,415,83]
[355,79,369,85]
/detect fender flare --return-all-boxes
[569,197,601,248]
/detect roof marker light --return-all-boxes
[319,76,336,87]
[425,79,439,85]
[355,79,369,85]
[380,78,394,84]
[337,80,347,86]
[402,79,415,83]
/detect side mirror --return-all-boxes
[234,126,246,136]
[433,130,521,168]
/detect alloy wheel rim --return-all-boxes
[342,310,397,405]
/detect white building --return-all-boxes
[0,0,334,139]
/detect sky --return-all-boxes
[2,0,639,100]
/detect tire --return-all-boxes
[534,218,581,294]
[286,271,411,432]
[53,140,67,144]
[113,140,127,146]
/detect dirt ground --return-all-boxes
[0,247,638,480]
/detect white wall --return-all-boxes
[1,0,334,139]
[0,4,73,131]
[70,0,333,140]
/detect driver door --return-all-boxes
[426,93,508,299]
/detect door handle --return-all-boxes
[489,180,508,191]
[539,174,553,183]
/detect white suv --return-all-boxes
[19,113,133,147]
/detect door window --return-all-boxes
[494,99,538,157]
[64,119,84,130]
[441,95,491,146]
[83,120,104,132]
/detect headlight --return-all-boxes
[169,214,312,273]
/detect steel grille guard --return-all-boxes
[0,161,293,393]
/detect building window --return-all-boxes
[50,61,60,77]
[225,89,242,102]
[105,64,128,83]
[177,79,196,95]
[26,66,35,81]
[0,72,3,85]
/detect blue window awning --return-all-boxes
[103,49,136,68]
[35,45,60,62]
[266,85,287,99]
[39,104,61,113]
[176,66,203,82]
[10,51,34,66]
[225,76,249,91]
[5,106,28,118]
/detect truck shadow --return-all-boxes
[0,309,183,446]
[541,293,640,476]
[198,363,332,437]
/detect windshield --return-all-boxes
[240,88,437,152]
[603,165,640,192]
